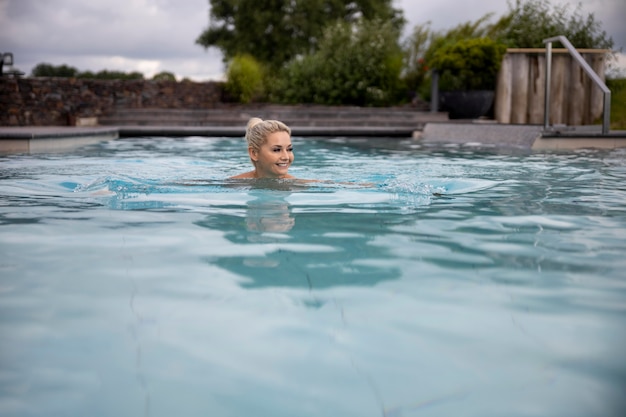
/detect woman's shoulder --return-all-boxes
[229,171,256,179]
[229,172,299,180]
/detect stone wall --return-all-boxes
[0,78,224,126]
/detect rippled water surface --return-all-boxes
[1,137,626,417]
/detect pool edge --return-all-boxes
[0,127,119,153]
[2,124,626,153]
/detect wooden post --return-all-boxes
[568,56,586,125]
[495,54,512,123]
[550,54,570,125]
[511,54,529,124]
[588,53,606,124]
[527,54,545,124]
[430,70,439,113]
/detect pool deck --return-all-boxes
[418,122,626,150]
[1,123,626,153]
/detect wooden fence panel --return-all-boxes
[495,49,607,126]
[495,54,512,124]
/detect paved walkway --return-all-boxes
[418,122,543,149]
[419,122,626,150]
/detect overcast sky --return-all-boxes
[2,0,625,80]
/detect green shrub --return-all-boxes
[270,19,404,106]
[607,78,626,129]
[430,37,507,91]
[402,15,502,97]
[225,54,264,103]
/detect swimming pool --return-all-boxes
[1,137,625,417]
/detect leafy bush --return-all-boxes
[270,19,404,106]
[606,78,626,129]
[430,37,507,91]
[402,15,503,94]
[225,54,264,103]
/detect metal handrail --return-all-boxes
[543,35,611,135]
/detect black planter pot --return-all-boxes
[439,90,495,119]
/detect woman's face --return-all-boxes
[249,131,294,178]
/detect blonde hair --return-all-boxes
[245,117,291,152]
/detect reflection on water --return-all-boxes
[245,193,295,233]
[195,190,402,290]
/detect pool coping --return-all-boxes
[1,124,626,153]
[0,127,119,153]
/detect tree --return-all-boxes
[196,0,405,70]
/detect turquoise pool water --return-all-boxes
[1,137,625,417]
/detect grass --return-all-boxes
[607,78,626,130]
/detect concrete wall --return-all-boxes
[0,78,224,126]
[496,49,608,125]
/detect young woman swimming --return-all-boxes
[230,118,295,179]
